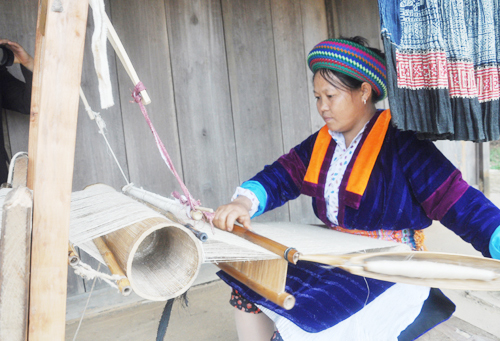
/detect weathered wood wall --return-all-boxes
[0,0,485,299]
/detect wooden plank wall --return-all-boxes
[0,0,483,299]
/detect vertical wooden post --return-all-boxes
[26,0,47,188]
[27,0,89,339]
[0,187,33,341]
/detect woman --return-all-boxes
[214,37,500,341]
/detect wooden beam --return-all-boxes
[27,0,47,190]
[38,0,49,37]
[0,187,33,341]
[27,0,89,339]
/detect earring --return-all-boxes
[363,98,367,105]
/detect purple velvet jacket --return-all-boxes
[248,109,500,257]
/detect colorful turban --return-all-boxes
[307,39,387,101]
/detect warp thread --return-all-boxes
[79,88,130,185]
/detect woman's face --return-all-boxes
[313,72,370,142]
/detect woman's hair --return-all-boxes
[314,36,386,103]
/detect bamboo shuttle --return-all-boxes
[93,236,132,296]
[231,225,300,264]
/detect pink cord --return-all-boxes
[132,82,214,227]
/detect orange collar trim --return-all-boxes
[303,110,392,197]
[346,109,391,196]
[303,125,331,185]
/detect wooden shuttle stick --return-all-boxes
[93,236,132,296]
[231,224,300,264]
[218,262,295,310]
[299,251,500,291]
[102,12,151,105]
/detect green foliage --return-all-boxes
[490,141,500,170]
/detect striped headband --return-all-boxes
[307,39,387,101]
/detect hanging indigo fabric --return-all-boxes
[378,0,500,141]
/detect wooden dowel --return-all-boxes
[194,206,213,213]
[93,237,132,296]
[163,211,208,242]
[217,262,295,310]
[101,12,151,105]
[68,243,80,266]
[231,225,300,264]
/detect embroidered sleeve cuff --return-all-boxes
[232,187,260,217]
[231,180,268,218]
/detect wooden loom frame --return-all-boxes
[22,1,299,338]
[17,0,158,338]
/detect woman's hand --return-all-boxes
[0,39,34,71]
[213,196,253,232]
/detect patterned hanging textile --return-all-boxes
[378,0,500,141]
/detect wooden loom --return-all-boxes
[2,0,500,340]
[70,184,500,309]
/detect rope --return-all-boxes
[131,82,215,225]
[71,263,101,341]
[79,88,130,185]
[70,258,125,290]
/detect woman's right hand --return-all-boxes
[213,196,253,232]
[0,39,34,71]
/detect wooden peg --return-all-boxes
[68,243,79,266]
[190,210,204,221]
